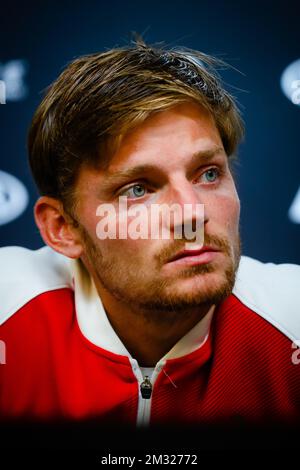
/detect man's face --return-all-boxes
[75,102,241,313]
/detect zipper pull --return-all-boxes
[140,375,152,399]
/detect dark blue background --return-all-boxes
[0,0,299,264]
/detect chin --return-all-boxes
[165,269,234,303]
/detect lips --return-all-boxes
[168,246,220,264]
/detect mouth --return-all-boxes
[167,246,221,266]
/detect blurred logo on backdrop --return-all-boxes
[288,186,300,224]
[0,80,5,104]
[281,59,300,224]
[0,170,29,225]
[281,58,300,106]
[0,60,28,102]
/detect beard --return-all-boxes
[79,225,242,322]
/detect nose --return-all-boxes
[162,177,208,243]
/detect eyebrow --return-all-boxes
[101,145,225,190]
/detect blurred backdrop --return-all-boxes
[0,0,299,263]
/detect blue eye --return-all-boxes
[123,184,147,198]
[202,168,219,183]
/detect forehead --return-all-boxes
[76,101,225,193]
[108,101,223,171]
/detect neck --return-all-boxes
[93,280,214,367]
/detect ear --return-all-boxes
[34,196,83,259]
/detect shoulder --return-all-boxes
[0,245,73,325]
[234,255,300,342]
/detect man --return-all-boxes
[1,41,300,430]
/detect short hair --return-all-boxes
[28,39,244,214]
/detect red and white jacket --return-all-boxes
[1,246,300,427]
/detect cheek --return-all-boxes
[80,202,101,235]
[102,239,156,276]
[82,201,154,259]
[208,191,240,232]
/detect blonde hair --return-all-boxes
[28,40,244,213]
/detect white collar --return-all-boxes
[73,258,214,362]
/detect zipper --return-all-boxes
[140,376,152,399]
[129,358,165,427]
